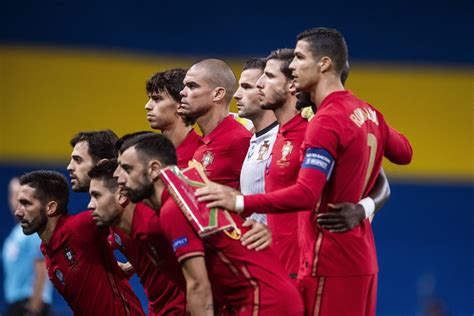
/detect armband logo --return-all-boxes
[301,148,335,179]
[172,236,189,252]
[114,233,123,248]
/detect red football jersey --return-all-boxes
[159,194,304,315]
[40,211,144,316]
[243,90,413,277]
[176,129,201,169]
[193,115,251,189]
[109,206,186,316]
[265,114,309,279]
[129,202,187,291]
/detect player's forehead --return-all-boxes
[239,69,263,85]
[89,178,107,193]
[184,66,209,85]
[18,184,37,201]
[71,141,91,159]
[264,59,284,76]
[294,40,312,56]
[120,146,140,165]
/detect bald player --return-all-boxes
[179,58,252,189]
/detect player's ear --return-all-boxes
[96,158,109,166]
[117,191,129,207]
[45,200,58,216]
[288,79,296,95]
[212,87,226,102]
[149,159,162,181]
[318,56,332,73]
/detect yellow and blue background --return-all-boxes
[1,1,472,315]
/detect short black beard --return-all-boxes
[127,181,155,204]
[295,91,316,111]
[22,207,47,235]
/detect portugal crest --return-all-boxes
[64,247,75,265]
[280,141,293,161]
[201,151,214,170]
[257,141,270,161]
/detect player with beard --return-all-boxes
[196,28,413,315]
[253,48,310,281]
[179,59,252,189]
[145,68,201,169]
[115,133,304,315]
[87,159,186,315]
[15,170,144,316]
[234,58,278,252]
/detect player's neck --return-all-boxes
[274,97,298,126]
[39,215,62,245]
[149,182,165,212]
[162,122,192,148]
[117,203,135,234]
[197,106,228,136]
[252,111,277,133]
[311,77,345,109]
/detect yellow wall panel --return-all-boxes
[1,46,473,179]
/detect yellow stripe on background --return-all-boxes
[1,45,472,179]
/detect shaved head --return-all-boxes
[190,59,237,104]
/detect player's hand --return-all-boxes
[316,203,365,233]
[241,220,272,251]
[117,261,135,277]
[195,182,240,212]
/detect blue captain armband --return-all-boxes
[301,148,335,180]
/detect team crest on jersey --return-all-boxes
[257,141,270,161]
[55,268,65,285]
[114,233,123,248]
[280,141,293,161]
[201,151,214,170]
[64,247,75,265]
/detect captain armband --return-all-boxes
[301,148,335,180]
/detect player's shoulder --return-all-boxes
[67,211,100,236]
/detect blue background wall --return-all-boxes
[1,0,473,315]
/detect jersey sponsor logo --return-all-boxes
[350,107,379,128]
[201,151,214,171]
[301,148,335,179]
[64,247,76,266]
[247,144,256,159]
[257,141,270,161]
[172,236,189,252]
[114,233,123,248]
[55,268,65,286]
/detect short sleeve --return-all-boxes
[304,113,343,159]
[160,199,205,263]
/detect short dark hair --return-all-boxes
[341,61,349,85]
[242,58,266,72]
[145,68,195,126]
[146,68,187,103]
[118,133,177,166]
[115,131,154,152]
[266,48,295,80]
[88,159,119,191]
[296,27,348,75]
[70,130,119,162]
[19,170,69,214]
